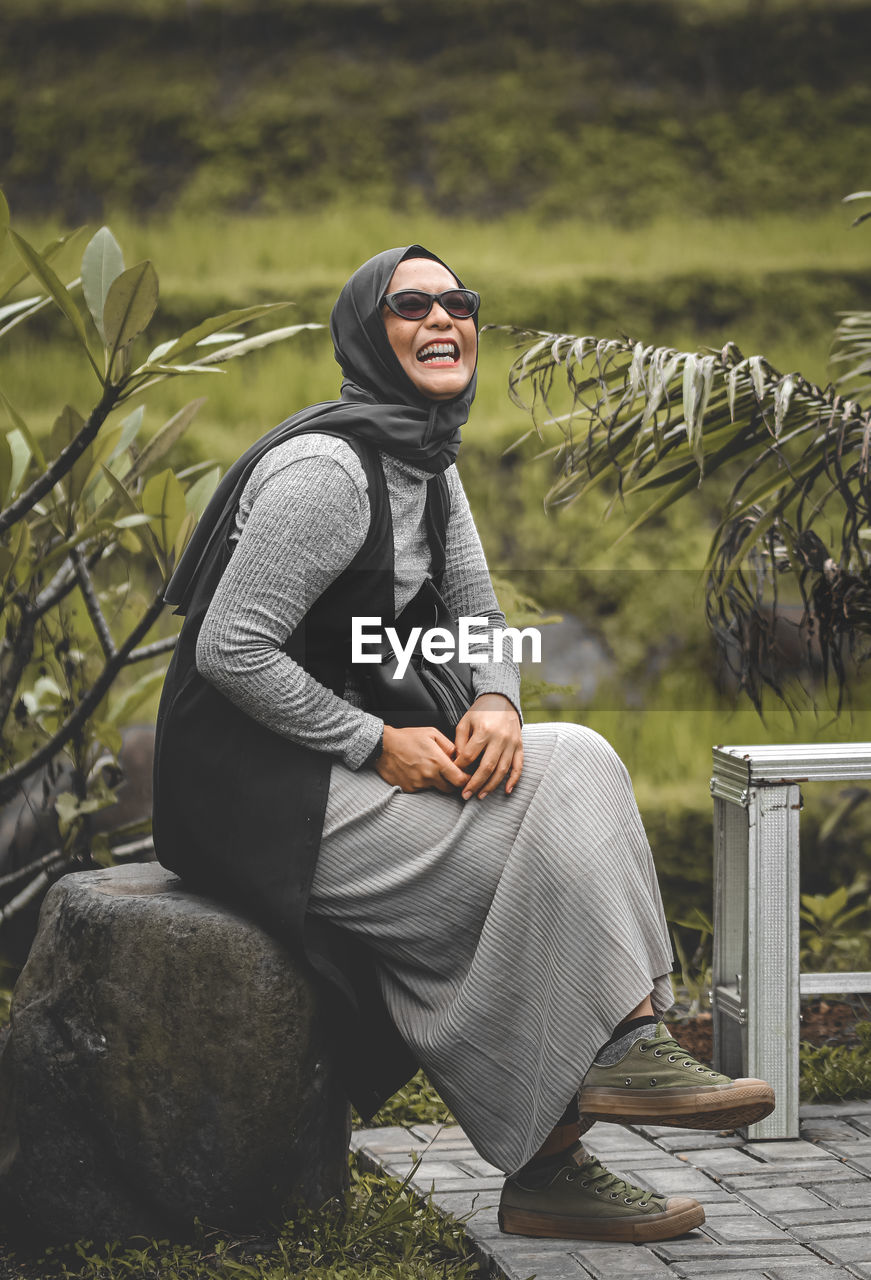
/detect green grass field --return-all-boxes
[5,199,871,907]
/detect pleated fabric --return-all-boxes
[308,720,674,1174]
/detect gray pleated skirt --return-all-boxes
[308,721,674,1174]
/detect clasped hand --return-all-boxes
[374,694,523,799]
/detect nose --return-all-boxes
[426,301,453,327]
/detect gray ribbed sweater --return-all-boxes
[196,434,521,769]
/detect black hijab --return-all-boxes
[164,244,477,613]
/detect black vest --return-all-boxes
[152,431,451,1117]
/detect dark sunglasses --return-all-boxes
[381,288,480,321]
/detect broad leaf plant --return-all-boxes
[0,191,318,927]
[495,193,871,711]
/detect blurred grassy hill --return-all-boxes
[3,0,870,224]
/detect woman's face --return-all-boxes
[381,258,477,401]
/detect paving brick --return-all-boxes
[622,1165,719,1195]
[718,1165,855,1191]
[764,1267,854,1279]
[744,1140,830,1162]
[428,1175,506,1192]
[819,1140,871,1159]
[843,1156,871,1176]
[568,1243,673,1274]
[584,1129,658,1151]
[816,1181,871,1208]
[850,1117,871,1138]
[409,1161,476,1185]
[652,1131,746,1152]
[484,1242,593,1280]
[655,1250,812,1272]
[701,1197,764,1217]
[429,1188,500,1222]
[458,1157,504,1177]
[734,1186,830,1214]
[598,1154,683,1171]
[653,1240,811,1262]
[815,1237,871,1263]
[788,1220,871,1243]
[669,1269,771,1280]
[701,1214,791,1244]
[678,1147,767,1176]
[769,1206,871,1231]
[800,1120,869,1143]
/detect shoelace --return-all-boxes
[566,1155,661,1207]
[637,1035,723,1077]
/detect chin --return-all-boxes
[416,376,468,400]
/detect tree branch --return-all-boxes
[0,608,35,736]
[0,849,66,892]
[0,594,165,806]
[71,548,117,659]
[0,382,121,537]
[0,867,59,925]
[0,834,154,898]
[126,635,176,664]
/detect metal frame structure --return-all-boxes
[710,743,871,1139]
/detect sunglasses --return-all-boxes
[381,288,480,321]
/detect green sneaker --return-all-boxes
[579,1021,775,1129]
[498,1143,704,1242]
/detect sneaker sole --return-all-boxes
[498,1196,705,1242]
[578,1078,775,1130]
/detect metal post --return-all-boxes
[743,783,802,1139]
[712,794,748,1080]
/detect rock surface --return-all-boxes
[0,863,350,1242]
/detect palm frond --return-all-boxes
[489,324,871,707]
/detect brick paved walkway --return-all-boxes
[352,1100,871,1279]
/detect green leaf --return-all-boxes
[142,468,187,558]
[184,464,220,516]
[51,403,91,507]
[191,322,323,365]
[6,428,32,501]
[0,189,9,236]
[8,229,100,378]
[0,430,12,506]
[105,404,144,467]
[0,385,45,470]
[98,464,163,568]
[81,226,125,344]
[137,302,290,370]
[107,667,166,727]
[124,398,205,482]
[773,375,795,436]
[0,294,42,326]
[103,260,159,366]
[172,510,197,563]
[0,226,86,304]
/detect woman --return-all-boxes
[152,245,774,1245]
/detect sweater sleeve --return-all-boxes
[195,438,384,770]
[439,465,523,722]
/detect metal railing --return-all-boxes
[710,743,871,1140]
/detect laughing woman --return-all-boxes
[152,246,774,1245]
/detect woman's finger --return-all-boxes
[461,743,502,799]
[505,745,524,794]
[477,745,516,798]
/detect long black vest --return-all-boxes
[152,430,452,1118]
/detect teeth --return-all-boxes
[417,342,459,363]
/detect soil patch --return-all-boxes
[671,998,871,1063]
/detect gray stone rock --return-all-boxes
[0,863,350,1242]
